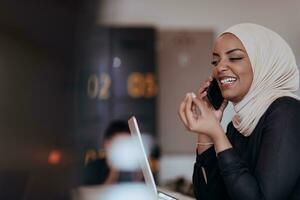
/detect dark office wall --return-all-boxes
[0,0,100,199]
[0,30,74,200]
[75,27,157,154]
[0,32,70,165]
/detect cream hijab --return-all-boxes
[220,23,299,136]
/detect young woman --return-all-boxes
[179,23,300,200]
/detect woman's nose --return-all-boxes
[216,60,229,73]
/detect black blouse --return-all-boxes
[193,96,300,200]
[83,158,110,185]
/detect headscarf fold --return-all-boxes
[220,23,299,136]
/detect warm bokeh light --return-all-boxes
[48,150,62,165]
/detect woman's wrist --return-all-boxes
[209,123,224,141]
[197,134,213,154]
[211,126,232,154]
[198,134,213,143]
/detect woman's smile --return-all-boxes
[218,76,238,89]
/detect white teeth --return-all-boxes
[220,77,237,84]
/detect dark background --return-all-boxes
[0,0,99,199]
[75,26,156,152]
[0,1,157,199]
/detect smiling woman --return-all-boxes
[178,23,300,200]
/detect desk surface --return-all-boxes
[158,186,195,200]
[74,184,195,200]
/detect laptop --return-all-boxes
[128,116,178,200]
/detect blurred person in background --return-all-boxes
[179,23,300,199]
[83,120,131,185]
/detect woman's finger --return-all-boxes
[178,95,189,127]
[185,94,196,130]
[199,91,207,99]
[219,99,228,111]
[192,96,207,114]
[198,77,213,96]
[198,81,210,95]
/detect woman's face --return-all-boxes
[211,33,253,103]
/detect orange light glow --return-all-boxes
[48,150,62,165]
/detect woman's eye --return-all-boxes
[229,57,243,61]
[211,60,218,66]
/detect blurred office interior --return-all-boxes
[0,0,300,199]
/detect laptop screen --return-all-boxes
[128,116,157,195]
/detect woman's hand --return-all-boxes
[178,76,228,138]
[179,92,213,152]
[179,92,220,136]
[187,94,223,136]
[178,76,233,153]
[198,76,228,122]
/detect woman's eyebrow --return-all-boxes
[226,48,245,54]
[213,48,245,57]
[213,52,220,57]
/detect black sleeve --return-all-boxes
[193,146,229,199]
[217,99,300,200]
[82,159,110,185]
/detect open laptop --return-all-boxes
[128,116,178,200]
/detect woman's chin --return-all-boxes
[222,93,240,103]
[221,91,233,99]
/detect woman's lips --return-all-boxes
[219,77,237,89]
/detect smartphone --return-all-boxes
[206,78,224,110]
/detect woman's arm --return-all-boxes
[193,124,234,200]
[197,134,214,154]
[180,93,231,199]
[193,146,229,200]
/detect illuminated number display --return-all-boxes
[87,73,111,100]
[127,72,145,98]
[98,73,111,99]
[144,73,158,98]
[127,72,158,98]
[87,72,157,99]
[87,74,99,99]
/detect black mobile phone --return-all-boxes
[206,78,224,110]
